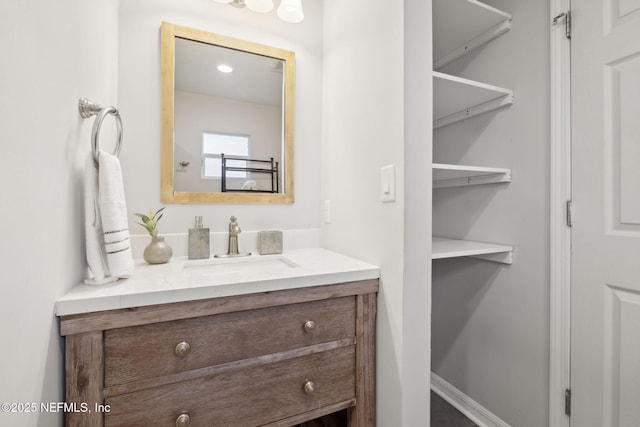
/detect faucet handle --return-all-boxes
[229,216,241,236]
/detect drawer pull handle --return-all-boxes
[174,341,191,357]
[303,380,315,394]
[303,320,316,333]
[175,413,191,427]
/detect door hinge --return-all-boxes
[553,10,572,39]
[566,200,573,227]
[565,388,572,416]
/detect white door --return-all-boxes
[571,0,640,425]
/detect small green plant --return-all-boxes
[134,207,165,237]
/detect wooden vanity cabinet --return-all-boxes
[59,279,378,427]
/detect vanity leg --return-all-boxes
[65,331,104,427]
[348,293,376,426]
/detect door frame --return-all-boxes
[549,0,572,426]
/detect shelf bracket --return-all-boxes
[434,19,512,70]
[433,171,511,189]
[434,94,514,129]
[470,251,513,265]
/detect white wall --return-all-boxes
[322,0,432,424]
[118,0,323,238]
[0,2,434,425]
[173,91,281,192]
[0,1,119,425]
[431,0,550,425]
[403,0,434,424]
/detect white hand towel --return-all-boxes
[84,151,134,285]
[97,151,134,278]
[84,153,114,285]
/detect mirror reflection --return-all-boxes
[161,22,295,204]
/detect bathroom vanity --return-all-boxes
[56,249,379,427]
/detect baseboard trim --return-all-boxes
[431,372,511,427]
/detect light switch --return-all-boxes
[381,164,396,202]
[323,200,331,223]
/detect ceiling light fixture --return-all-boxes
[277,0,304,23]
[213,0,304,23]
[245,0,274,12]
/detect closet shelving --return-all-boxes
[433,72,513,129]
[433,0,512,70]
[432,237,513,265]
[433,163,511,188]
[432,0,513,264]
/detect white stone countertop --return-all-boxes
[55,248,379,316]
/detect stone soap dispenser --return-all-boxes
[188,216,210,260]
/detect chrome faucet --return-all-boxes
[215,216,251,258]
[228,216,241,255]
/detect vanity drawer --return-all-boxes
[104,296,356,386]
[104,346,355,427]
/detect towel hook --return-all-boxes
[79,97,123,163]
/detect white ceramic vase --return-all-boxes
[143,236,173,264]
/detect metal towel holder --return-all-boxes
[78,97,123,163]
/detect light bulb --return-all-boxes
[245,0,274,12]
[217,64,233,73]
[277,0,304,23]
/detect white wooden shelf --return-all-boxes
[433,0,512,70]
[431,1,514,267]
[433,163,511,188]
[433,72,514,129]
[432,236,513,264]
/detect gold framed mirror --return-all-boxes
[161,22,295,204]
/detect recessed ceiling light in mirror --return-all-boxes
[217,64,233,73]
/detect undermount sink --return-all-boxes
[183,255,299,278]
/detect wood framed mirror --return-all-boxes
[161,22,295,204]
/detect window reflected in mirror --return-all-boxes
[201,132,250,180]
